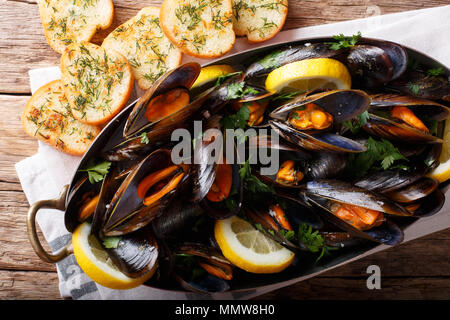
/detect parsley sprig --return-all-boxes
[79,159,111,184]
[342,110,370,134]
[226,82,259,100]
[140,132,149,144]
[297,224,337,262]
[239,159,274,194]
[347,137,408,177]
[328,31,361,50]
[102,236,121,249]
[222,104,250,130]
[215,71,243,86]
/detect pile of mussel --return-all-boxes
[66,38,449,293]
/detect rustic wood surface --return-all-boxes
[1,0,449,300]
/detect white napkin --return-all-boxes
[15,5,450,300]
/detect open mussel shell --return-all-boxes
[384,177,438,204]
[387,69,450,101]
[269,90,371,124]
[244,42,342,79]
[191,115,222,203]
[363,93,449,143]
[304,193,404,246]
[105,227,159,278]
[300,180,411,216]
[91,165,125,236]
[278,193,323,229]
[404,188,445,218]
[363,113,444,143]
[65,176,101,233]
[370,93,450,119]
[123,63,201,138]
[173,243,232,293]
[270,120,367,153]
[200,162,244,220]
[105,86,215,162]
[102,149,189,236]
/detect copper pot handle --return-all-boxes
[26,184,73,263]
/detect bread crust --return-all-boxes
[160,0,236,59]
[22,80,101,156]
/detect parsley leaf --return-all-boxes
[79,160,111,184]
[342,110,370,134]
[140,132,149,144]
[297,224,337,262]
[279,229,295,241]
[272,91,303,101]
[407,82,420,95]
[222,104,250,130]
[258,49,284,69]
[102,236,121,249]
[239,158,275,194]
[215,71,243,86]
[328,31,361,50]
[226,82,259,100]
[427,67,444,77]
[347,137,408,177]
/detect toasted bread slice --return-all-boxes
[160,0,235,58]
[38,0,114,54]
[60,42,134,125]
[22,80,101,156]
[102,7,182,90]
[231,0,288,43]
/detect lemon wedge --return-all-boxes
[192,64,235,88]
[214,216,294,274]
[428,119,450,183]
[72,222,156,290]
[265,58,352,93]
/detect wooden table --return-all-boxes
[1,0,450,300]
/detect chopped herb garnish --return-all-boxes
[102,236,121,249]
[427,67,444,76]
[407,82,420,95]
[226,82,259,100]
[342,110,370,134]
[328,31,362,50]
[215,71,243,87]
[79,159,111,184]
[297,224,337,262]
[140,132,149,144]
[222,104,250,130]
[347,137,408,177]
[239,159,275,194]
[272,91,302,101]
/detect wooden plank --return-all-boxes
[0,270,60,299]
[258,277,450,300]
[2,0,450,94]
[1,269,450,300]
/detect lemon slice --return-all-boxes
[192,64,235,88]
[428,119,450,183]
[265,58,352,93]
[72,222,156,290]
[214,216,294,274]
